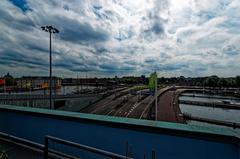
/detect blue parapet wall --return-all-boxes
[0,105,239,159]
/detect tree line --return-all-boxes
[158,75,240,88]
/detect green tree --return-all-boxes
[217,78,227,88]
[203,76,219,87]
[236,76,240,87]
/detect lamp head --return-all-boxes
[41,26,46,31]
[41,25,59,33]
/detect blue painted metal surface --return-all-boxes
[0,105,239,159]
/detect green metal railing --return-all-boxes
[44,135,133,159]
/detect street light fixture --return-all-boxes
[41,25,59,109]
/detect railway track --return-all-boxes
[82,86,176,120]
[112,95,141,117]
[80,87,132,114]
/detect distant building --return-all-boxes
[3,72,16,86]
[16,76,62,89]
[4,72,13,79]
[0,78,5,86]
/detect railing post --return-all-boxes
[44,137,48,159]
[125,141,129,159]
[152,149,156,159]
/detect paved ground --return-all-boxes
[157,89,184,123]
[134,87,172,119]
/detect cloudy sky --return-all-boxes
[0,0,240,78]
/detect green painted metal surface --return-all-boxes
[0,104,239,138]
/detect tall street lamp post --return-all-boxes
[41,26,59,109]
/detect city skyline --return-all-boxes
[1,0,240,78]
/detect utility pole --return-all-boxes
[3,79,6,94]
[41,26,59,109]
[155,73,158,121]
[77,74,80,93]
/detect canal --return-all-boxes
[180,93,240,104]
[179,93,240,133]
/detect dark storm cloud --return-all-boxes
[151,22,165,35]
[54,58,83,68]
[159,63,188,71]
[26,44,49,54]
[53,54,97,72]
[95,47,110,54]
[99,63,118,70]
[144,57,189,71]
[144,53,171,65]
[0,50,47,68]
[54,60,92,72]
[141,0,169,40]
[57,16,110,43]
[68,67,92,72]
[121,65,136,71]
[99,62,136,73]
[145,58,156,64]
[10,18,35,31]
[0,3,35,31]
[54,64,92,72]
[124,60,139,66]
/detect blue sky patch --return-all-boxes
[9,0,29,12]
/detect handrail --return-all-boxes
[0,132,44,150]
[44,135,133,159]
[183,113,240,129]
[0,132,133,159]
